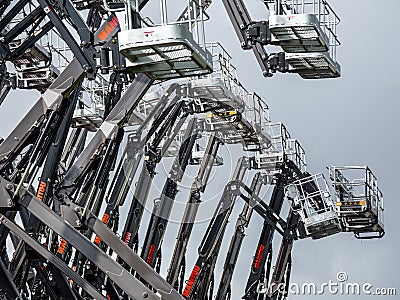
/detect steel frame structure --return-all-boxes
[0,0,384,299]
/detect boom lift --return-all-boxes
[0,0,386,299]
[167,43,273,295]
[84,90,187,298]
[184,163,295,300]
[215,138,309,298]
[53,86,187,293]
[140,118,199,271]
[215,172,268,300]
[94,86,173,249]
[262,173,339,300]
[120,75,237,259]
[120,98,190,253]
[222,0,341,78]
[243,166,312,300]
[166,132,221,292]
[249,166,385,300]
[241,126,307,300]
[7,84,84,300]
[182,156,250,299]
[51,1,219,292]
[3,1,214,298]
[62,85,187,298]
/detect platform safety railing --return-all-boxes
[118,0,213,79]
[328,166,384,238]
[286,172,341,239]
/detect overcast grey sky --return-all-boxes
[0,0,398,299]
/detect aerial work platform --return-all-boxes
[287,173,341,239]
[186,44,272,151]
[269,14,329,53]
[16,66,60,91]
[119,1,213,80]
[286,51,341,79]
[13,43,52,66]
[268,0,339,53]
[255,135,307,180]
[190,147,224,165]
[73,103,105,131]
[72,75,109,131]
[203,94,272,151]
[267,0,341,79]
[190,43,246,110]
[120,25,213,80]
[128,89,162,126]
[12,42,60,91]
[7,4,65,91]
[329,166,384,239]
[204,111,254,143]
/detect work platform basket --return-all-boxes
[119,1,213,80]
[189,44,272,150]
[328,166,384,239]
[255,126,306,177]
[190,43,246,110]
[266,0,341,79]
[285,51,340,79]
[286,173,341,239]
[203,93,272,151]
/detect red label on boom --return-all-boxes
[36,181,47,201]
[183,265,201,298]
[57,238,67,255]
[124,232,132,245]
[96,14,120,43]
[146,244,156,264]
[253,244,265,270]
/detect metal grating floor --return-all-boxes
[286,52,341,79]
[119,24,213,80]
[269,14,329,53]
[191,78,245,109]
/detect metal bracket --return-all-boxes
[59,200,90,229]
[268,52,288,73]
[243,21,271,48]
[0,178,15,209]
